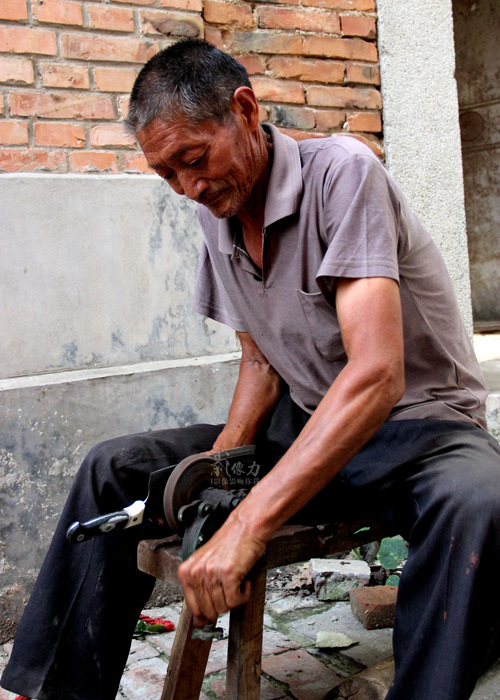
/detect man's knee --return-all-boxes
[431,445,500,535]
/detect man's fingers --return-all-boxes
[182,582,217,625]
[225,577,251,609]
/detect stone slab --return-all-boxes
[311,558,370,601]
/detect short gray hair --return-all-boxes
[125,39,252,134]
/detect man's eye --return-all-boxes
[187,157,203,168]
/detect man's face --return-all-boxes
[137,112,262,219]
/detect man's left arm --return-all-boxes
[178,276,405,626]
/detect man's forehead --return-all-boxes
[138,115,219,157]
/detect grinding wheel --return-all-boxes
[163,453,224,531]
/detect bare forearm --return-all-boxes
[234,356,403,541]
[211,335,282,452]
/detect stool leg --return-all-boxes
[226,567,267,700]
[161,600,212,700]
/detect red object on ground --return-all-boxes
[139,613,175,631]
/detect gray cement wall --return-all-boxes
[377,0,473,332]
[0,174,240,641]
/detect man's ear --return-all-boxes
[230,86,260,130]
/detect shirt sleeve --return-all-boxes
[317,152,400,288]
[192,238,248,332]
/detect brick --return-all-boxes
[160,0,203,9]
[9,91,115,119]
[116,95,130,119]
[90,124,136,147]
[94,67,138,93]
[347,111,381,132]
[258,104,269,122]
[40,63,89,89]
[262,649,342,699]
[69,151,118,173]
[140,11,203,38]
[252,0,300,5]
[32,0,83,26]
[313,108,345,130]
[0,26,57,56]
[204,1,253,28]
[303,0,375,9]
[35,121,86,147]
[350,585,398,629]
[110,0,154,5]
[86,5,135,32]
[340,13,376,39]
[303,35,377,61]
[234,54,266,75]
[346,62,380,85]
[227,31,302,55]
[348,132,383,157]
[269,104,315,130]
[269,56,344,84]
[122,151,152,173]
[0,57,34,85]
[0,120,28,145]
[258,7,340,34]
[204,26,223,48]
[0,0,28,21]
[251,77,304,104]
[336,657,395,698]
[307,85,382,109]
[61,33,158,64]
[278,126,323,140]
[0,147,66,172]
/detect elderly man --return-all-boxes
[3,38,500,700]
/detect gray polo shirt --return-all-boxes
[193,125,487,428]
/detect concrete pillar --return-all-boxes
[376,0,473,332]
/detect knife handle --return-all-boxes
[66,500,145,543]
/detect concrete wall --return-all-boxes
[376,0,473,332]
[0,174,240,640]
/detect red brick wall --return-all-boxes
[0,0,381,174]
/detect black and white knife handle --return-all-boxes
[66,500,145,543]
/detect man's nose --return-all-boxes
[178,172,208,202]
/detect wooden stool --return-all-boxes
[138,517,391,700]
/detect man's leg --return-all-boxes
[1,423,223,700]
[308,419,500,700]
[383,424,500,700]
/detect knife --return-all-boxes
[66,445,256,544]
[66,461,176,543]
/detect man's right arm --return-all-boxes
[210,331,282,453]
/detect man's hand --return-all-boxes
[177,509,266,627]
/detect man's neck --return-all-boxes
[237,125,274,237]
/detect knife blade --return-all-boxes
[66,462,176,544]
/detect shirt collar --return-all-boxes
[217,123,303,254]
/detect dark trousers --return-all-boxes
[2,393,500,700]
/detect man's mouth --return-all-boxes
[200,187,230,208]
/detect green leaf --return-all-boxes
[146,624,169,634]
[378,536,408,570]
[354,526,371,534]
[386,573,400,587]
